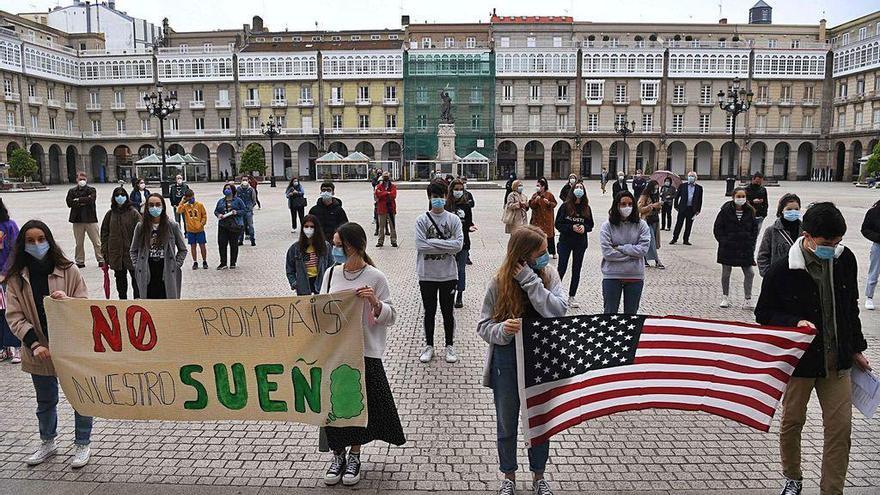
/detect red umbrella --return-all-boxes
[102,264,110,299]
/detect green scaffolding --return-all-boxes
[403,51,495,167]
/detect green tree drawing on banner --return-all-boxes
[327,364,365,423]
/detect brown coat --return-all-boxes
[503,191,529,234]
[100,206,141,271]
[529,191,558,237]
[5,264,89,376]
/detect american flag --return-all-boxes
[515,314,816,447]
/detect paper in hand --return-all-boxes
[851,367,880,419]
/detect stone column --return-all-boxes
[787,148,799,181]
[710,148,722,179]
[656,145,667,172]
[684,148,695,175]
[516,147,526,179]
[543,147,553,179]
[209,151,220,181]
[571,145,582,177]
[843,147,854,182]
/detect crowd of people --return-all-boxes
[0,168,873,495]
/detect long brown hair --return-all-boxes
[336,222,374,266]
[4,220,72,282]
[139,193,170,250]
[563,181,591,218]
[445,178,466,210]
[491,225,553,321]
[299,214,327,257]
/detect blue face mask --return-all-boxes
[573,188,585,199]
[320,191,333,201]
[530,252,551,271]
[224,188,232,197]
[114,195,127,205]
[25,241,50,260]
[453,190,464,199]
[783,210,801,222]
[332,245,347,264]
[814,245,836,261]
[687,176,696,184]
[148,206,163,218]
[430,197,446,210]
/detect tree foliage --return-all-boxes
[8,148,39,181]
[239,144,266,176]
[866,142,880,178]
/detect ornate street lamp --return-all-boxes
[718,77,753,195]
[614,119,636,176]
[143,84,178,196]
[261,116,281,187]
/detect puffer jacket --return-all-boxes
[100,206,141,271]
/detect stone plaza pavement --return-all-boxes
[0,179,878,495]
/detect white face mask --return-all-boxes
[569,178,576,184]
[176,179,183,185]
[619,206,633,217]
[734,197,747,206]
[77,179,86,187]
[303,227,315,238]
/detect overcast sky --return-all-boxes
[8,0,877,32]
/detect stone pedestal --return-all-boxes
[437,124,456,163]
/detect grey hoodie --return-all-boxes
[599,219,652,280]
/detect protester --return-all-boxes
[670,171,703,245]
[4,220,93,467]
[168,174,191,227]
[631,169,647,199]
[555,181,594,308]
[416,181,464,364]
[861,198,880,310]
[320,222,405,486]
[600,167,609,194]
[599,191,651,314]
[559,173,578,202]
[65,171,103,269]
[504,172,516,205]
[374,171,398,248]
[612,171,629,196]
[130,194,187,300]
[176,190,208,270]
[446,179,475,309]
[755,202,869,495]
[713,187,758,309]
[129,177,150,214]
[214,184,246,270]
[286,176,307,233]
[309,182,349,240]
[746,171,769,233]
[285,215,333,296]
[503,180,528,234]
[529,177,558,259]
[247,175,261,209]
[236,176,257,246]
[477,224,567,495]
[757,193,802,277]
[637,180,665,269]
[100,186,141,299]
[659,177,676,231]
[0,197,21,364]
[461,176,476,266]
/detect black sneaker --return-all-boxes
[202,261,209,269]
[76,263,86,268]
[230,264,236,269]
[342,453,361,486]
[454,292,463,309]
[683,241,692,246]
[192,262,199,270]
[780,479,802,495]
[238,241,244,246]
[324,452,346,485]
[216,264,228,270]
[251,240,256,246]
[533,479,554,495]
[391,242,398,248]
[498,479,516,495]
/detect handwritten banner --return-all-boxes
[44,292,368,427]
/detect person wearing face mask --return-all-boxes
[637,180,665,269]
[631,168,647,199]
[66,171,104,269]
[502,179,529,234]
[503,172,517,205]
[670,171,703,245]
[0,198,21,364]
[659,177,677,231]
[416,182,464,364]
[446,179,476,308]
[860,198,880,310]
[130,194,187,300]
[755,202,870,495]
[555,181,594,308]
[236,176,257,247]
[599,191,651,314]
[4,220,93,468]
[176,190,208,270]
[529,177,558,260]
[285,214,333,295]
[100,186,141,299]
[612,171,629,196]
[286,176,307,233]
[713,187,758,309]
[757,193,802,277]
[309,182,349,240]
[214,184,246,270]
[168,175,191,228]
[600,167,609,194]
[374,172,398,248]
[746,171,768,233]
[477,224,567,495]
[247,175,262,209]
[128,177,150,214]
[559,173,578,202]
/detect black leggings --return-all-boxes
[114,269,138,299]
[419,280,456,347]
[218,226,240,266]
[661,203,673,229]
[290,207,305,229]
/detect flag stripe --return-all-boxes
[644,316,817,337]
[637,340,801,366]
[634,348,796,375]
[632,355,792,383]
[641,325,812,351]
[638,332,810,357]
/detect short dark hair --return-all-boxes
[427,181,447,198]
[320,181,335,191]
[752,171,764,179]
[802,202,846,239]
[776,193,801,218]
[537,177,549,191]
[183,189,195,199]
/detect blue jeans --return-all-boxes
[645,223,660,263]
[455,249,469,292]
[867,243,880,299]
[239,210,255,242]
[491,342,550,474]
[557,239,586,297]
[31,374,93,445]
[602,279,644,315]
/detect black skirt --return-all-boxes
[325,357,406,452]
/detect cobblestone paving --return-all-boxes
[0,180,878,494]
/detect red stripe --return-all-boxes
[528,386,775,429]
[652,314,816,336]
[529,401,771,446]
[641,325,811,351]
[526,370,782,409]
[633,355,791,382]
[637,340,800,366]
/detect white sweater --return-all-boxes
[319,264,396,359]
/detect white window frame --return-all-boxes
[672,113,683,133]
[584,80,604,104]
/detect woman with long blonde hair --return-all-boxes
[477,224,567,495]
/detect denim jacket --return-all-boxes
[285,240,334,294]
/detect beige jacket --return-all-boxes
[5,263,88,376]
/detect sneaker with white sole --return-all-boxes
[533,479,554,495]
[445,346,459,363]
[25,439,57,466]
[70,444,90,468]
[741,299,754,310]
[324,451,346,485]
[11,347,21,364]
[342,453,361,486]
[720,296,730,308]
[866,298,875,310]
[419,346,434,363]
[779,478,802,495]
[568,296,580,309]
[498,479,516,495]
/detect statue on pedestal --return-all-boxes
[439,91,453,124]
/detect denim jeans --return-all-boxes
[31,374,93,445]
[455,249,469,292]
[557,239,586,297]
[239,210,255,242]
[866,242,880,299]
[602,278,644,314]
[645,223,660,263]
[491,342,549,474]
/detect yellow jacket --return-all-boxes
[176,201,207,233]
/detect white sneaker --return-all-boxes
[741,299,754,310]
[568,296,580,308]
[419,346,434,363]
[70,444,90,468]
[11,347,21,364]
[720,296,730,308]
[445,346,459,363]
[866,299,875,310]
[25,439,57,466]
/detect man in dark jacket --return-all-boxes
[66,171,104,268]
[169,174,192,228]
[755,202,870,495]
[746,171,769,232]
[669,171,703,245]
[612,171,629,196]
[631,169,647,199]
[308,181,349,240]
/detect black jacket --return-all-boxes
[66,185,98,224]
[632,176,647,199]
[555,204,594,247]
[559,183,573,202]
[169,183,192,207]
[745,183,769,218]
[861,205,880,243]
[755,245,868,378]
[713,202,757,267]
[308,198,349,239]
[673,183,703,214]
[612,179,629,196]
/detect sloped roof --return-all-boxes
[134,153,162,164]
[752,0,771,8]
[460,150,489,162]
[344,151,371,162]
[315,151,345,162]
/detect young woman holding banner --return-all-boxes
[477,224,568,495]
[4,220,93,468]
[319,222,405,486]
